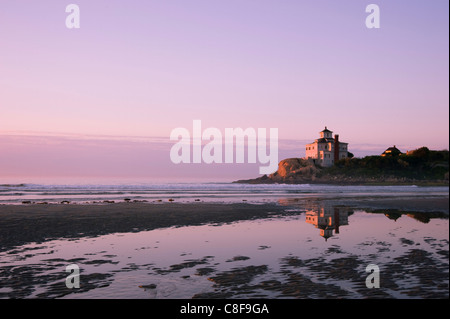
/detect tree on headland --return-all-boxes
[331,147,449,181]
[407,147,430,158]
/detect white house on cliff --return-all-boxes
[305,127,348,167]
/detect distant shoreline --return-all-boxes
[233,178,449,187]
[233,153,449,186]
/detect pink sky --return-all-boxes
[0,1,448,182]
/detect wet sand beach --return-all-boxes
[0,197,448,252]
[0,202,293,252]
[0,196,448,299]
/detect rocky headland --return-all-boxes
[234,148,449,186]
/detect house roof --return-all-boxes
[316,138,336,143]
[321,126,332,133]
[382,145,402,154]
[314,138,348,144]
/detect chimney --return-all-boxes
[334,134,339,164]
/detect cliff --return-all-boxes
[234,148,449,185]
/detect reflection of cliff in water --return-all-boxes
[378,209,448,224]
[277,198,449,241]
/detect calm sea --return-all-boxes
[0,182,448,204]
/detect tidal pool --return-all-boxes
[0,206,448,299]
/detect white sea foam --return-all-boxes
[0,183,447,204]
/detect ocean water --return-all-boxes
[0,182,448,204]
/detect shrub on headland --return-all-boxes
[234,147,449,185]
[328,148,449,181]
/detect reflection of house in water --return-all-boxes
[305,205,351,241]
[384,211,402,222]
